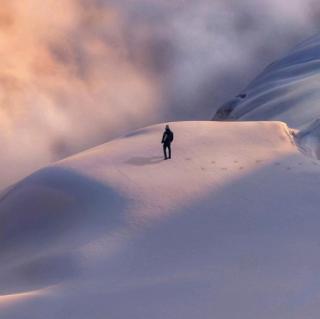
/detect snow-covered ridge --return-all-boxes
[2,121,320,318]
[213,33,320,159]
[213,34,320,128]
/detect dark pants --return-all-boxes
[163,143,171,159]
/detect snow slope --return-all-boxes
[213,34,320,129]
[2,121,320,319]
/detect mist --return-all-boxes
[1,0,320,188]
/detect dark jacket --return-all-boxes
[162,129,174,145]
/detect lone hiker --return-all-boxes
[161,124,174,160]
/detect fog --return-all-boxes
[1,0,320,188]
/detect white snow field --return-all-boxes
[213,34,320,128]
[1,121,320,319]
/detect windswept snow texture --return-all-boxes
[1,121,320,318]
[213,34,320,129]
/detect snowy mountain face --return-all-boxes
[213,34,320,159]
[2,121,320,319]
[213,34,320,128]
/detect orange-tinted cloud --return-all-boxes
[0,0,161,188]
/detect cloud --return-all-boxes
[1,0,320,188]
[0,0,161,188]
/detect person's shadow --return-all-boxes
[125,156,163,166]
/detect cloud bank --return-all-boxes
[1,0,320,188]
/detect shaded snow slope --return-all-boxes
[213,34,320,129]
[2,121,320,319]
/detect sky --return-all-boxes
[1,0,320,188]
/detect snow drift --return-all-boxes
[1,121,320,319]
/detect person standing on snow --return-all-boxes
[161,125,174,160]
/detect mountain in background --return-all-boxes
[213,33,320,127]
[213,33,320,158]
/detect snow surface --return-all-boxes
[213,34,320,129]
[2,121,320,319]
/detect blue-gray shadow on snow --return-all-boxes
[125,156,164,166]
[96,154,320,319]
[0,166,127,295]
